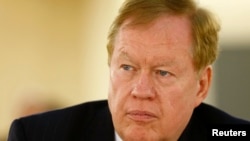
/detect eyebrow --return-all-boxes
[118,50,175,68]
[153,62,176,70]
[117,50,132,61]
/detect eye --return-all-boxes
[121,64,134,71]
[156,70,169,77]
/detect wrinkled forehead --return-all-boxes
[116,14,194,53]
[113,14,194,66]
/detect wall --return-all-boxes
[80,0,122,101]
[215,47,250,120]
[0,0,122,139]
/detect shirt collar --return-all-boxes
[115,131,122,141]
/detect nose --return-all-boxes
[131,72,156,99]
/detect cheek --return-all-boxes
[108,70,132,132]
[108,73,118,110]
[182,78,200,106]
[150,86,195,139]
[109,67,134,96]
[175,74,199,103]
[108,69,130,113]
[159,78,198,116]
[162,84,196,114]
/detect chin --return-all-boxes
[122,135,158,141]
[120,125,162,141]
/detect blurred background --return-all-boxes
[0,0,250,140]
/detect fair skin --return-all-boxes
[108,14,212,141]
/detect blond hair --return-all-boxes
[107,0,220,71]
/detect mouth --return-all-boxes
[126,110,157,122]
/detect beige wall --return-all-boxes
[80,0,121,101]
[0,0,122,138]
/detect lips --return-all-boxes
[127,110,157,122]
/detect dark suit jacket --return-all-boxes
[7,100,250,141]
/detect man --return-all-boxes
[7,0,250,141]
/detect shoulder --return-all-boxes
[8,100,111,141]
[178,103,250,141]
[19,100,109,122]
[194,103,250,124]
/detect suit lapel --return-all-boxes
[87,106,115,141]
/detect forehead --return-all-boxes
[111,15,194,71]
[113,14,193,54]
[118,14,193,45]
[113,14,193,57]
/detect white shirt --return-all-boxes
[115,131,122,141]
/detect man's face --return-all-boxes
[108,15,209,141]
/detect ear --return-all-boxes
[194,65,213,107]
